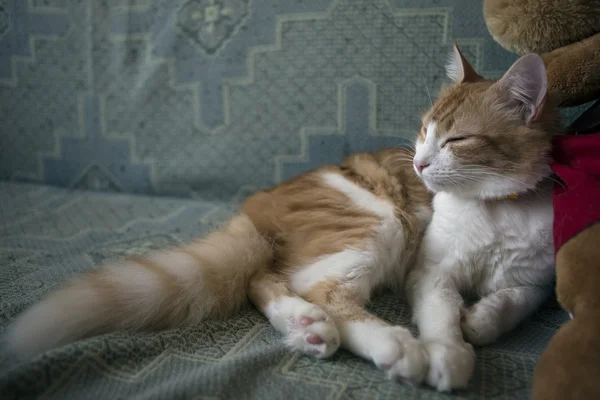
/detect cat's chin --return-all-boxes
[420,176,472,196]
[421,180,447,194]
[423,181,531,200]
[422,170,550,200]
[421,181,473,197]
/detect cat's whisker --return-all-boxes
[391,158,413,164]
[430,169,553,200]
[453,170,555,198]
[422,76,433,107]
[398,144,416,152]
[482,165,566,190]
[408,174,421,183]
[387,158,418,167]
[389,156,416,162]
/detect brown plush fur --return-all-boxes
[532,223,600,400]
[542,32,600,107]
[484,0,600,54]
[484,0,600,107]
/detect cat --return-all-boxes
[5,148,434,383]
[404,45,562,391]
[5,46,560,392]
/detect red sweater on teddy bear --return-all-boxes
[552,133,600,252]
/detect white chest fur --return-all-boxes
[290,172,413,299]
[420,191,555,293]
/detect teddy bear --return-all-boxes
[483,1,600,399]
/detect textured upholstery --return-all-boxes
[0,0,523,198]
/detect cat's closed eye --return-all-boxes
[442,136,469,147]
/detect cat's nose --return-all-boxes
[414,161,429,173]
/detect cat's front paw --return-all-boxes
[370,326,429,383]
[285,304,340,359]
[424,339,475,392]
[461,305,501,346]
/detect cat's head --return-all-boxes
[413,45,562,199]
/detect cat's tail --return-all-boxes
[5,214,273,359]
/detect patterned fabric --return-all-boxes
[0,0,524,200]
[0,182,569,399]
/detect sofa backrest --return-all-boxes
[0,0,519,201]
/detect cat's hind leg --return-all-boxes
[248,271,340,358]
[306,283,429,383]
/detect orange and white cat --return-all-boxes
[405,46,561,391]
[5,46,561,392]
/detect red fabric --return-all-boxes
[551,132,600,252]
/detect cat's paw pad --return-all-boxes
[285,305,339,359]
[370,326,429,383]
[461,305,501,346]
[424,339,475,392]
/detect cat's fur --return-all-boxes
[5,149,434,382]
[405,46,562,391]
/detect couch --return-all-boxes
[0,1,573,398]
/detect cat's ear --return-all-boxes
[496,53,548,123]
[445,44,483,84]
